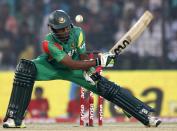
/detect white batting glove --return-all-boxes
[96,52,115,67]
[83,71,96,85]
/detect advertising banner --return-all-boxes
[0,71,177,118]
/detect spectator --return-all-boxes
[28,87,49,118]
[0,18,15,69]
[67,86,89,119]
[0,0,177,69]
[67,86,80,118]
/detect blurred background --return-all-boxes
[0,0,177,124]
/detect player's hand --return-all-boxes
[96,52,115,67]
[83,70,96,85]
[83,67,101,85]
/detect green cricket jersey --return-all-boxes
[41,26,86,69]
[32,26,98,94]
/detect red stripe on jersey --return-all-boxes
[42,40,50,54]
[54,43,63,50]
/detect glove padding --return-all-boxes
[83,71,96,85]
[83,67,97,85]
[96,52,115,67]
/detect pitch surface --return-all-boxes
[0,123,176,131]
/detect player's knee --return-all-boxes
[14,59,37,88]
[16,59,36,75]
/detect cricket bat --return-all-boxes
[109,10,154,55]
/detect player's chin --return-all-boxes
[56,35,70,43]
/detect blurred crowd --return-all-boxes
[0,0,177,70]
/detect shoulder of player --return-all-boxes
[44,33,53,41]
[42,33,63,52]
[71,26,84,36]
[71,26,85,46]
[42,33,57,45]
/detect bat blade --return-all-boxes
[109,10,154,55]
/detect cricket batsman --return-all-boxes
[3,10,161,128]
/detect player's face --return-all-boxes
[53,27,70,43]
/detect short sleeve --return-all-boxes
[42,40,66,62]
[77,29,86,54]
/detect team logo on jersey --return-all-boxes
[71,43,75,49]
[67,43,77,56]
[68,49,77,56]
[58,17,65,23]
[80,42,86,49]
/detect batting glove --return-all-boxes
[96,52,115,67]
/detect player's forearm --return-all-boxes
[66,59,96,70]
[79,53,89,60]
[60,55,96,70]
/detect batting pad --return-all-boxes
[4,59,36,125]
[96,76,154,126]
